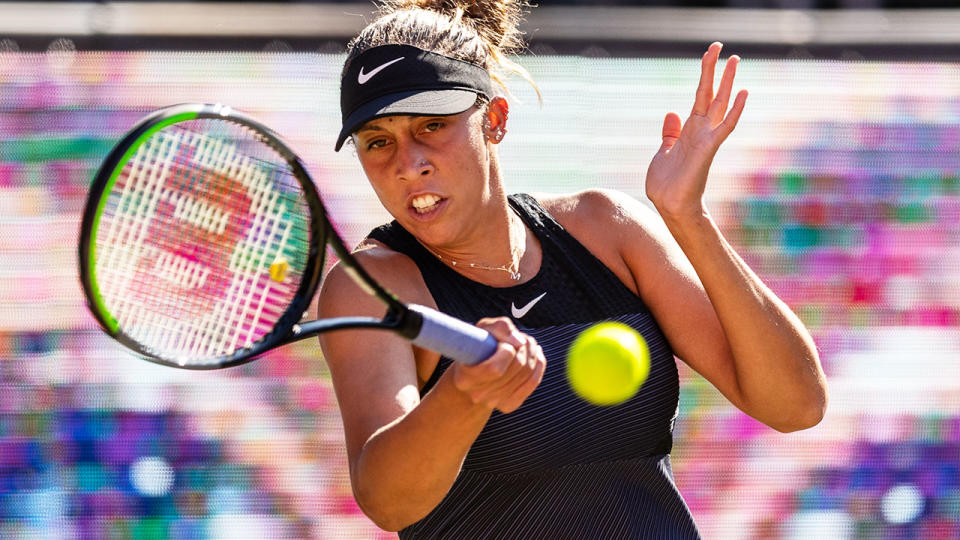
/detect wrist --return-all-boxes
[437,366,496,417]
[655,202,712,231]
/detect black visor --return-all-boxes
[336,44,495,151]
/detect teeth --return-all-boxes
[411,194,441,213]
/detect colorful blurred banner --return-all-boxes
[2,50,960,539]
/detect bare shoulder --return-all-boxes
[318,239,435,319]
[533,189,660,230]
[531,189,665,255]
[529,189,663,295]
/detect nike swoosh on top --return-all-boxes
[511,292,547,319]
[358,57,405,85]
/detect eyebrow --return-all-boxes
[357,115,449,134]
[356,124,386,134]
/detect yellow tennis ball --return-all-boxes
[269,258,289,282]
[567,322,650,406]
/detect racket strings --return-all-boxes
[94,120,312,364]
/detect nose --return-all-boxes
[395,141,434,181]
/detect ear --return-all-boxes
[483,96,509,144]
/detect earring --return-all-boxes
[484,119,505,142]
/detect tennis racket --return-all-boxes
[78,103,498,369]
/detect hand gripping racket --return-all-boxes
[78,103,498,369]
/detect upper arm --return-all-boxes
[543,189,742,406]
[316,246,438,473]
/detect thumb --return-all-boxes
[659,112,682,152]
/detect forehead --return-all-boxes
[356,115,413,132]
[356,108,477,133]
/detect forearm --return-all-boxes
[352,369,492,530]
[661,210,827,431]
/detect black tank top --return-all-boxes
[367,194,700,539]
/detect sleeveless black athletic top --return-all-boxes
[367,194,700,539]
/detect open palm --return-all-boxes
[646,42,748,221]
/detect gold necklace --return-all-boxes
[422,214,525,281]
[427,248,522,281]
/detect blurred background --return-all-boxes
[3,1,960,539]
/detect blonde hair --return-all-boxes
[344,0,539,100]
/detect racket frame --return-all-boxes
[81,104,316,367]
[79,103,470,369]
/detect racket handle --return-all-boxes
[407,305,499,366]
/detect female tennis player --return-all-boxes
[318,1,828,537]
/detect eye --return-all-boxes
[366,138,388,151]
[422,120,444,133]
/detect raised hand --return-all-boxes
[645,42,748,222]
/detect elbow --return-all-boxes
[774,405,826,433]
[354,495,408,532]
[368,515,409,533]
[772,385,829,433]
[352,486,410,532]
[349,438,453,532]
[770,350,830,433]
[353,480,425,532]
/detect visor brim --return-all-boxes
[335,89,479,151]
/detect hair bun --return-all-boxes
[381,0,530,52]
[350,0,540,102]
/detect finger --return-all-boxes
[469,340,534,406]
[454,341,518,392]
[494,337,542,401]
[717,89,748,141]
[659,112,682,152]
[462,320,542,407]
[692,42,722,116]
[491,334,539,386]
[470,333,540,404]
[496,343,546,413]
[476,317,524,349]
[710,55,739,120]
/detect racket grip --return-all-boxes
[408,305,499,365]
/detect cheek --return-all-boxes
[366,181,408,223]
[451,126,489,173]
[366,177,398,210]
[356,159,397,207]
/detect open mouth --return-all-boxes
[410,194,444,214]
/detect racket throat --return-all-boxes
[277,306,418,346]
[387,307,424,340]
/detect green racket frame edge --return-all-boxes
[78,103,332,369]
